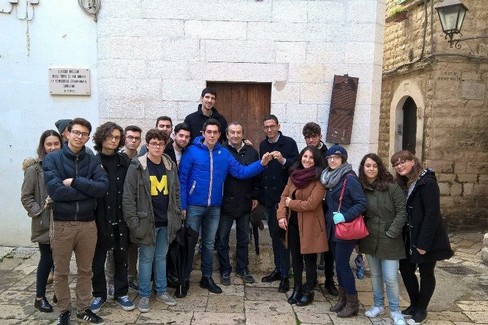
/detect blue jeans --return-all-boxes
[139,227,168,298]
[365,255,401,312]
[331,240,357,295]
[185,205,220,278]
[264,206,289,277]
[216,213,250,276]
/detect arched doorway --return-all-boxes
[402,97,417,154]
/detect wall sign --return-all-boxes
[49,68,91,96]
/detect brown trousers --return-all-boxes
[51,220,97,313]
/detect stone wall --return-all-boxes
[381,0,488,228]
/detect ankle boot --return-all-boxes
[296,290,314,306]
[287,285,302,304]
[337,293,359,318]
[329,287,346,312]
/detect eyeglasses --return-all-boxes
[107,135,121,141]
[70,130,90,139]
[393,160,407,168]
[327,155,341,161]
[148,141,165,148]
[126,135,141,141]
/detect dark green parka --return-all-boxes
[359,182,407,260]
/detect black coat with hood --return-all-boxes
[184,104,228,143]
[404,168,453,264]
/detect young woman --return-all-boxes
[391,150,453,323]
[277,146,328,307]
[21,129,62,313]
[320,145,367,318]
[358,153,407,325]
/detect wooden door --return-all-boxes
[207,82,271,150]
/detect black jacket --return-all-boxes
[258,132,299,207]
[95,153,131,250]
[43,146,109,221]
[404,169,453,263]
[184,104,228,143]
[221,142,260,218]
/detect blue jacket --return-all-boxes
[43,145,109,222]
[325,172,367,242]
[179,136,265,209]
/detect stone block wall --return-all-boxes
[381,0,488,228]
[97,0,385,166]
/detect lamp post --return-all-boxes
[434,0,488,48]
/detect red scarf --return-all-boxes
[290,167,318,189]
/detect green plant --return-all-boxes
[387,5,407,18]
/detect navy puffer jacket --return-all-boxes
[43,145,109,221]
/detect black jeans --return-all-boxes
[399,259,437,309]
[92,241,129,300]
[216,213,250,276]
[37,243,53,298]
[288,221,317,291]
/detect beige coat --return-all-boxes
[277,179,328,254]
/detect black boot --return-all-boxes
[287,285,302,304]
[175,280,190,298]
[324,280,339,296]
[412,309,427,323]
[402,305,417,316]
[296,290,314,307]
[278,277,289,293]
[200,276,223,294]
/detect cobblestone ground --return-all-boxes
[0,231,487,324]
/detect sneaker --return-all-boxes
[156,292,177,306]
[236,271,255,284]
[57,310,71,325]
[107,284,114,299]
[76,309,105,324]
[391,311,407,325]
[138,297,150,313]
[220,273,231,286]
[115,295,135,311]
[364,306,385,318]
[129,278,139,291]
[89,297,106,314]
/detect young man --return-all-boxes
[183,87,228,143]
[43,118,108,325]
[171,123,191,166]
[140,116,176,162]
[55,118,95,155]
[123,129,182,312]
[178,119,272,297]
[90,122,134,314]
[259,115,299,293]
[216,122,260,286]
[301,122,338,296]
[120,125,142,159]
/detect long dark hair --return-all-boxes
[390,150,423,190]
[359,153,393,191]
[290,145,325,178]
[37,129,62,160]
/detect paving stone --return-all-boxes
[136,310,193,324]
[169,293,208,312]
[428,311,471,322]
[457,300,488,312]
[206,294,244,313]
[192,311,245,324]
[244,286,287,301]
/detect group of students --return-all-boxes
[20,87,453,325]
[275,142,453,324]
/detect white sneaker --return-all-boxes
[156,292,176,306]
[391,311,407,325]
[365,306,385,317]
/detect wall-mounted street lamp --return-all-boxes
[434,0,488,48]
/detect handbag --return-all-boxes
[334,176,369,240]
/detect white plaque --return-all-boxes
[49,68,91,96]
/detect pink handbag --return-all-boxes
[334,177,369,240]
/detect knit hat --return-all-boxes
[327,144,348,161]
[55,119,72,134]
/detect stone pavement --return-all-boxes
[0,230,487,325]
